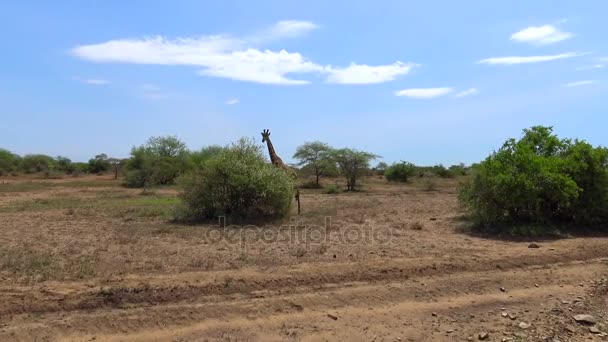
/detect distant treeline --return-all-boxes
[1,136,470,188]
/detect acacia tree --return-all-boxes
[330,148,378,191]
[293,141,332,186]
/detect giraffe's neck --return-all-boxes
[265,138,283,165]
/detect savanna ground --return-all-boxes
[1,175,607,341]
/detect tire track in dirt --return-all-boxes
[1,244,607,317]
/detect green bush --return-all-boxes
[385,161,416,182]
[124,136,189,188]
[323,184,341,194]
[460,126,608,233]
[20,154,55,173]
[88,154,111,174]
[0,149,21,175]
[176,138,295,222]
[430,164,454,178]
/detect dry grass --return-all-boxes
[0,175,466,284]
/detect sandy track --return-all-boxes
[2,246,607,341]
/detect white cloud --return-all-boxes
[70,21,411,86]
[395,87,453,98]
[72,76,110,85]
[598,57,608,62]
[477,52,585,65]
[225,98,239,105]
[576,64,605,71]
[511,24,573,45]
[72,35,322,85]
[564,80,595,87]
[454,88,479,98]
[260,20,319,40]
[325,62,414,84]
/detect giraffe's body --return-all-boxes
[261,129,301,214]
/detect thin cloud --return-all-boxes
[564,80,595,87]
[138,83,167,100]
[70,21,411,86]
[477,52,585,65]
[454,88,479,98]
[326,62,415,84]
[72,76,110,85]
[258,20,319,41]
[225,98,239,105]
[511,24,573,45]
[395,87,453,98]
[576,64,605,71]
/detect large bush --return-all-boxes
[460,126,608,232]
[385,161,416,182]
[177,138,295,222]
[20,154,55,173]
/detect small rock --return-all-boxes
[590,326,601,334]
[446,329,454,333]
[565,325,577,333]
[508,313,517,320]
[327,314,338,320]
[431,312,437,317]
[478,332,489,340]
[535,283,540,287]
[501,312,508,318]
[528,243,540,248]
[573,314,596,324]
[500,287,506,292]
[519,322,531,329]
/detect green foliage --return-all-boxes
[177,138,295,222]
[293,141,332,186]
[20,154,56,173]
[330,148,378,191]
[187,145,224,168]
[449,163,467,176]
[429,164,454,178]
[88,153,111,174]
[323,184,341,194]
[460,126,608,233]
[385,161,416,182]
[0,149,21,175]
[373,162,388,176]
[55,156,75,174]
[124,136,189,188]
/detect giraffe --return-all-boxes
[261,129,301,214]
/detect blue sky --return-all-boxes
[1,1,607,165]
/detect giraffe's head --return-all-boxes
[261,129,271,143]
